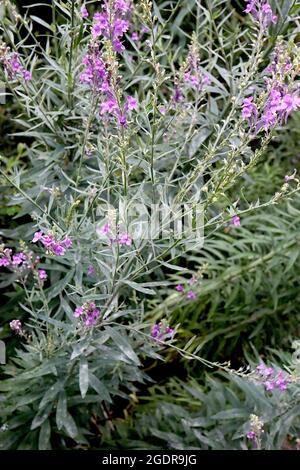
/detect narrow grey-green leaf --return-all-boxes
[105,326,140,365]
[63,412,78,439]
[56,391,67,431]
[79,357,89,398]
[38,419,51,450]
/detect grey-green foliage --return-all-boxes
[102,342,300,450]
[0,324,155,449]
[0,0,300,451]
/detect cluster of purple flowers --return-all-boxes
[90,0,132,52]
[32,231,72,256]
[1,246,33,269]
[256,362,290,392]
[0,244,48,282]
[98,222,132,246]
[244,0,277,29]
[242,41,300,131]
[0,44,31,81]
[175,275,197,300]
[151,322,174,341]
[74,302,101,326]
[80,0,138,127]
[174,36,210,103]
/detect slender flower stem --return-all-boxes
[68,0,76,107]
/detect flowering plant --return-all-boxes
[0,0,300,449]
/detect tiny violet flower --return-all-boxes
[23,70,31,81]
[100,223,110,235]
[246,431,256,440]
[187,290,197,300]
[175,284,184,292]
[159,105,166,115]
[81,3,89,18]
[61,238,72,248]
[12,253,27,266]
[32,231,44,243]
[87,265,95,276]
[73,302,101,326]
[0,257,10,267]
[118,233,132,246]
[52,244,66,256]
[32,230,72,256]
[131,32,139,41]
[9,319,22,334]
[125,95,138,111]
[284,169,297,183]
[38,269,47,281]
[230,215,241,227]
[151,322,174,341]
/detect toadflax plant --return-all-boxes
[0,0,300,449]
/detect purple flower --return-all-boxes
[159,105,166,115]
[131,32,139,41]
[125,95,138,111]
[244,1,277,29]
[242,97,257,124]
[32,231,44,243]
[100,99,118,115]
[151,323,160,338]
[87,265,95,276]
[81,3,89,19]
[174,86,183,103]
[118,113,127,127]
[118,233,132,246]
[113,39,125,53]
[100,223,110,235]
[246,431,256,440]
[284,170,297,183]
[10,319,22,334]
[0,257,10,267]
[61,238,72,248]
[51,243,66,256]
[23,70,31,81]
[115,0,131,14]
[187,290,196,300]
[12,252,27,266]
[42,234,55,248]
[11,54,21,73]
[175,284,184,292]
[38,269,47,280]
[74,303,101,326]
[114,18,130,36]
[264,381,275,391]
[230,215,241,227]
[257,363,274,376]
[151,322,174,341]
[74,306,84,317]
